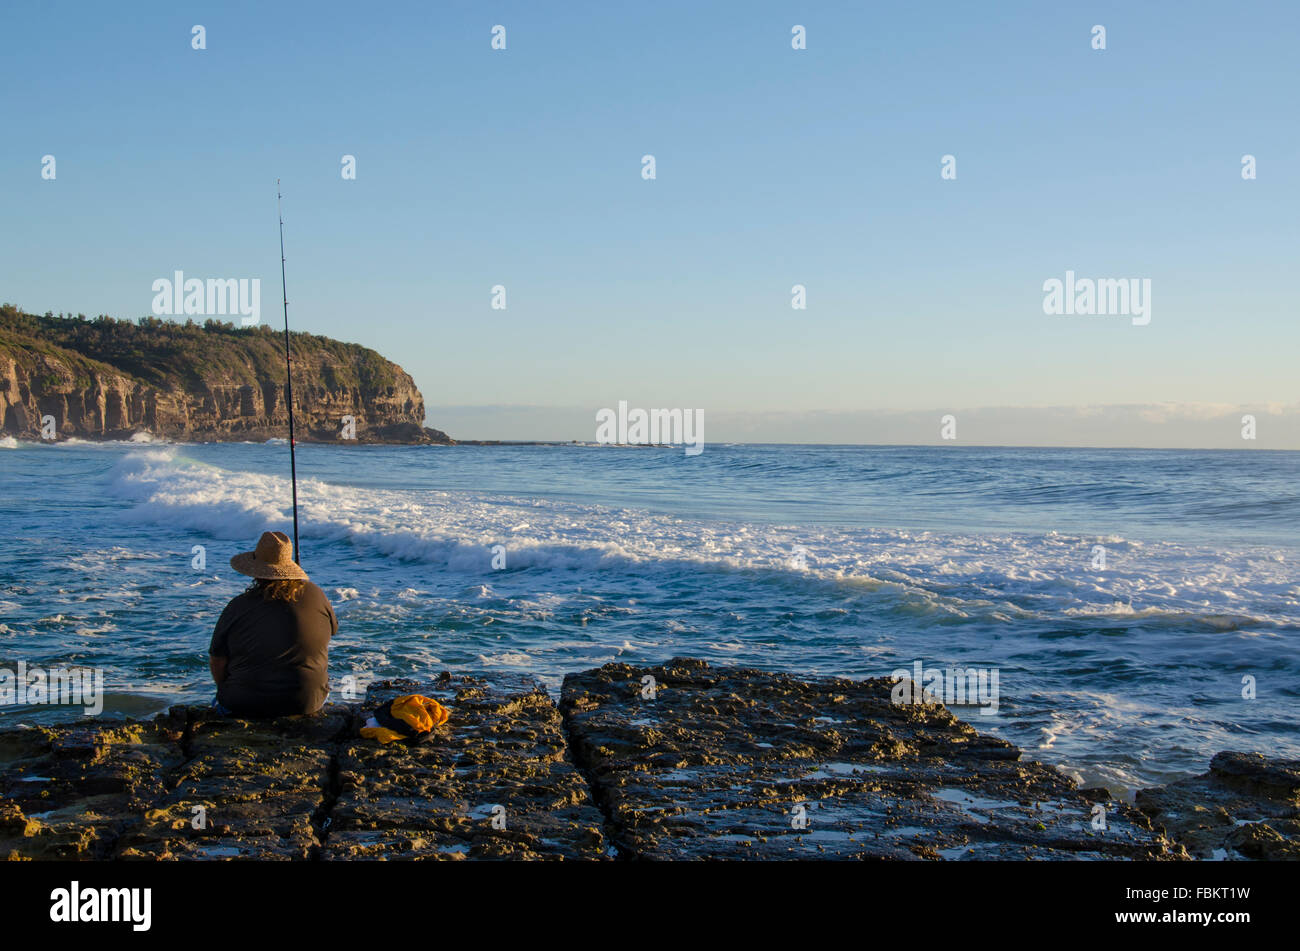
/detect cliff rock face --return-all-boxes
[0,306,452,444]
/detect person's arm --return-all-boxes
[209,600,234,686]
[314,583,339,639]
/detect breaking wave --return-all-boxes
[99,448,1299,631]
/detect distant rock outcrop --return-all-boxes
[0,305,453,444]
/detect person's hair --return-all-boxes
[246,578,307,603]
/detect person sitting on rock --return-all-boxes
[208,531,337,718]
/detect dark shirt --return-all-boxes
[209,582,338,717]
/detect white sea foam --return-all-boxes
[95,447,1299,630]
[5,443,1295,792]
[478,651,534,666]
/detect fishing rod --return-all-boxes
[276,179,301,565]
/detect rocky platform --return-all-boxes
[1,659,1294,860]
[561,658,1181,860]
[1134,752,1300,861]
[0,673,605,861]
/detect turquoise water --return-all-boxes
[1,438,1297,795]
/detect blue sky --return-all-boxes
[2,1,1296,446]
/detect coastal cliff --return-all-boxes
[0,305,452,444]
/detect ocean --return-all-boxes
[1,438,1296,797]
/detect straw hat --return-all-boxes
[230,531,308,581]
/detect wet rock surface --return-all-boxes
[1,673,606,861]
[560,659,1185,860]
[1136,752,1300,860]
[0,722,185,859]
[115,709,347,860]
[1,659,1292,860]
[326,674,605,860]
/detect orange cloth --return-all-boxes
[360,694,450,744]
[391,694,450,733]
[358,725,406,744]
